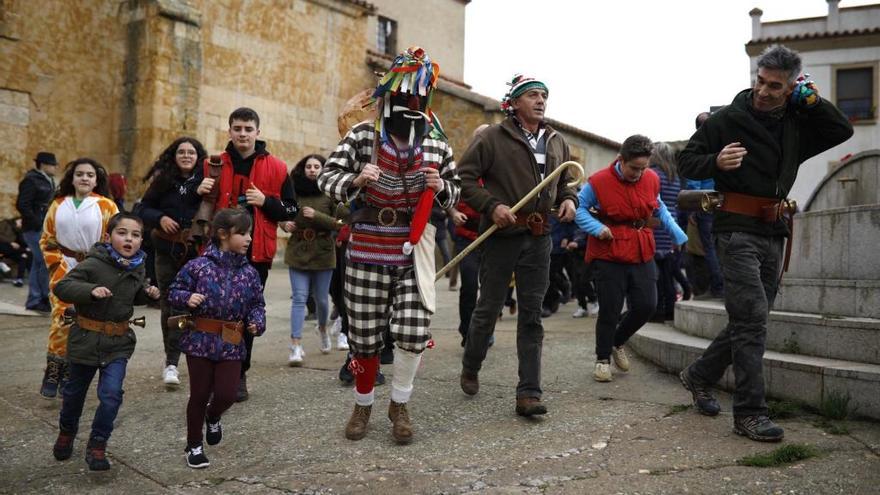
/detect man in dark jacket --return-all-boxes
[677,45,853,442]
[457,74,578,417]
[16,151,58,312]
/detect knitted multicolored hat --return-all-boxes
[373,46,445,140]
[501,74,549,115]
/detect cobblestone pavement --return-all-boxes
[0,270,878,494]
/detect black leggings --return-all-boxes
[186,356,241,446]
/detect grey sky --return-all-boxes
[464,0,875,143]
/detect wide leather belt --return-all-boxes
[601,216,661,230]
[77,315,129,336]
[59,244,87,262]
[718,192,796,223]
[194,317,244,345]
[291,228,330,241]
[512,212,549,236]
[152,228,191,244]
[349,206,412,227]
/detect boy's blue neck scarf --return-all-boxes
[104,243,146,271]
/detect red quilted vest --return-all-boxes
[209,152,288,263]
[585,162,659,264]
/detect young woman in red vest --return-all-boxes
[574,135,688,383]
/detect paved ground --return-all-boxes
[0,270,878,494]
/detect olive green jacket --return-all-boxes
[283,194,341,271]
[54,243,149,367]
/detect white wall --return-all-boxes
[367,0,466,81]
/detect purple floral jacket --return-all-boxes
[168,244,266,362]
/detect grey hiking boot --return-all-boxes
[733,415,784,442]
[679,368,721,416]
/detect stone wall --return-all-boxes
[0,0,618,221]
[0,0,128,217]
[0,0,375,218]
[193,0,375,169]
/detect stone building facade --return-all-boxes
[0,0,618,219]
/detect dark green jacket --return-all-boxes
[54,243,149,367]
[457,117,578,236]
[283,193,340,271]
[679,89,853,236]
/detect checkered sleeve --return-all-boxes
[318,123,374,203]
[422,138,460,210]
[436,141,460,210]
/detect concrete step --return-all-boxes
[674,300,880,365]
[628,323,880,420]
[787,204,880,280]
[775,278,880,319]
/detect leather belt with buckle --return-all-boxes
[349,206,411,227]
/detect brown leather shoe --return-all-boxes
[388,401,413,444]
[515,397,547,417]
[344,404,372,440]
[460,370,479,396]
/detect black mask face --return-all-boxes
[387,110,427,142]
[385,92,430,143]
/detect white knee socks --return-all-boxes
[390,347,422,403]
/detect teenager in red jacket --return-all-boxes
[196,107,298,402]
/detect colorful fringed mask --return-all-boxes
[500,74,549,115]
[373,46,445,145]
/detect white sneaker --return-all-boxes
[0,261,10,274]
[288,345,304,366]
[572,307,588,318]
[336,332,349,351]
[593,361,613,382]
[162,364,180,387]
[318,328,331,354]
[611,346,630,372]
[587,302,600,316]
[332,316,342,338]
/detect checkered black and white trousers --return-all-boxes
[343,260,432,356]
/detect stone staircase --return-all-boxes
[629,193,880,419]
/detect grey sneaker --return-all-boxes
[611,346,630,372]
[593,361,612,382]
[679,368,721,416]
[733,415,784,442]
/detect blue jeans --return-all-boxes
[695,212,724,295]
[59,359,128,440]
[289,268,332,339]
[22,230,49,308]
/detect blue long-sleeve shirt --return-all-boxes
[686,178,714,190]
[575,162,688,246]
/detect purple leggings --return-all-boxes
[185,355,241,446]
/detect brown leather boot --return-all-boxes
[515,397,547,417]
[388,401,413,445]
[460,369,479,396]
[344,404,372,440]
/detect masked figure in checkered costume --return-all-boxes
[318,47,460,444]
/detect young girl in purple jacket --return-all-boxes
[168,209,266,469]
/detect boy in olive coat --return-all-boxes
[51,213,160,471]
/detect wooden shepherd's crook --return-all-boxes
[435,160,585,281]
